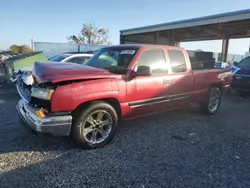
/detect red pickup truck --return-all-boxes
[16,45,232,149]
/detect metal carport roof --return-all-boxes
[120,9,250,43]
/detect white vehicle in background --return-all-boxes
[11,52,94,86]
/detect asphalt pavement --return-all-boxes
[0,67,249,188]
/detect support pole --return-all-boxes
[31,38,34,52]
[221,38,229,62]
[154,32,160,44]
[168,30,177,46]
[120,34,124,44]
[77,43,80,52]
[174,42,180,47]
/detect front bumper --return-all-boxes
[16,99,72,136]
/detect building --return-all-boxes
[120,9,250,62]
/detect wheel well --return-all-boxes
[72,98,122,120]
[211,83,223,93]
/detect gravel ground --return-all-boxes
[0,67,250,188]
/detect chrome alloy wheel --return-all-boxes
[208,89,220,113]
[81,110,113,144]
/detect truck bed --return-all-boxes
[192,68,232,102]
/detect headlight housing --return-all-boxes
[25,71,32,75]
[31,87,54,100]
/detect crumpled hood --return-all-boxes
[33,62,118,83]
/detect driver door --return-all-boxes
[126,48,172,118]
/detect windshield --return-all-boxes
[48,54,70,62]
[236,57,250,68]
[84,48,137,74]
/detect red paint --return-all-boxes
[33,45,233,120]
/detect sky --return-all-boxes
[1,0,250,54]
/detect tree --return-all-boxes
[9,45,20,54]
[18,45,32,53]
[68,22,111,45]
[9,45,32,54]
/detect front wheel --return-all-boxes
[201,87,221,114]
[71,102,118,149]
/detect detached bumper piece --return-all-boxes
[16,99,72,136]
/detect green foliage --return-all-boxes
[68,22,111,45]
[9,45,32,54]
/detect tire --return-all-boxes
[201,87,221,115]
[71,102,118,149]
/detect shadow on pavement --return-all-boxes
[0,103,191,155]
[1,106,249,188]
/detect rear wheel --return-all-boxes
[71,102,118,149]
[201,87,221,114]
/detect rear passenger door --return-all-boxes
[167,49,194,107]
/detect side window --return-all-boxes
[65,57,88,64]
[136,49,167,74]
[168,50,187,73]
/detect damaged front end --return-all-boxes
[10,70,21,83]
[16,81,72,136]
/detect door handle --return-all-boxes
[163,79,171,85]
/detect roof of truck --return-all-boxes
[107,44,158,48]
[103,44,184,50]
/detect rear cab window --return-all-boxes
[135,49,168,75]
[168,49,187,73]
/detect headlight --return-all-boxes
[31,88,54,100]
[26,71,32,75]
[22,71,32,76]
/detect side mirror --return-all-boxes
[135,66,151,76]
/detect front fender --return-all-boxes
[51,79,120,112]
